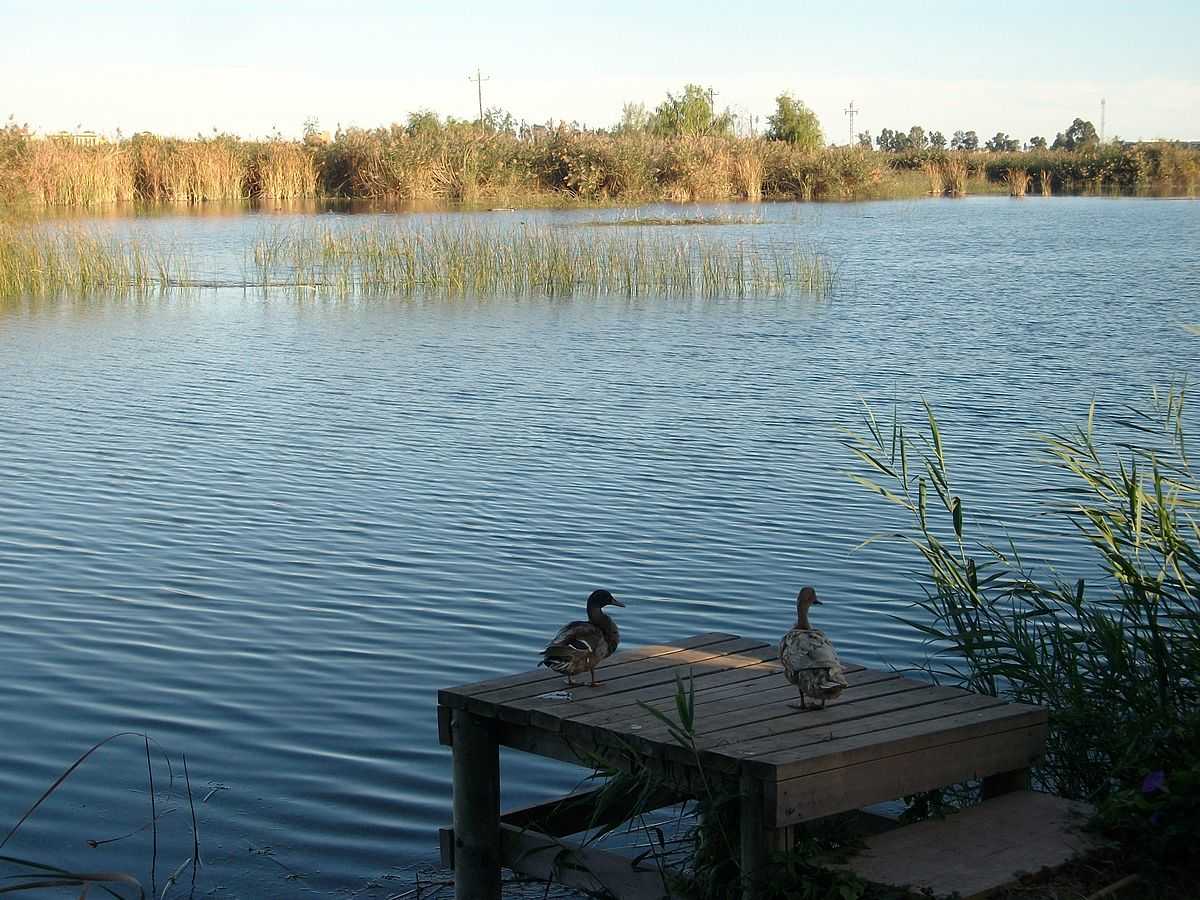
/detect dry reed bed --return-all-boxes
[0,222,834,301]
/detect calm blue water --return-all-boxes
[1,197,1197,897]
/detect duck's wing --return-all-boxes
[546,620,602,652]
[781,629,847,683]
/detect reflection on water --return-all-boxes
[0,197,1197,897]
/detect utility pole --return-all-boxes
[844,101,858,146]
[1100,97,1106,144]
[469,66,490,124]
[708,86,719,128]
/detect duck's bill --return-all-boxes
[610,597,627,607]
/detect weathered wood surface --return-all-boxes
[836,790,1098,899]
[441,633,1050,899]
[440,633,1048,827]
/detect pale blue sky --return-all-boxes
[3,1,1197,141]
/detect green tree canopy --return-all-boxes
[649,84,732,137]
[985,132,1020,152]
[929,130,947,150]
[1029,135,1048,150]
[765,93,823,150]
[1052,118,1098,151]
[951,129,979,151]
[907,125,928,151]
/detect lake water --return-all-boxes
[1,197,1197,898]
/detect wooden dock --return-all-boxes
[437,632,1059,899]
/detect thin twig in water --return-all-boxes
[183,753,200,886]
[145,735,158,899]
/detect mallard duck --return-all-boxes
[539,589,625,687]
[780,586,848,710]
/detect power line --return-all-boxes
[844,101,858,146]
[468,66,490,124]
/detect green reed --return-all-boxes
[845,388,1200,804]
[0,224,190,298]
[248,223,834,299]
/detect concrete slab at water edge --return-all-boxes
[835,790,1100,899]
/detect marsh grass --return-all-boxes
[0,222,832,301]
[0,224,191,298]
[845,389,1200,803]
[586,214,764,227]
[1039,169,1053,196]
[923,160,945,196]
[249,223,834,299]
[1004,168,1031,197]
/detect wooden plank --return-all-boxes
[703,690,1005,767]
[460,636,767,722]
[532,641,780,731]
[498,823,678,900]
[626,685,995,777]
[499,784,683,837]
[836,791,1097,899]
[737,701,1047,779]
[767,724,1048,826]
[437,632,737,708]
[492,638,774,727]
[493,720,719,797]
[634,671,917,744]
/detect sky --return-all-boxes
[2,0,1198,143]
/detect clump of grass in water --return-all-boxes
[0,224,191,299]
[250,223,833,300]
[582,213,764,227]
[1003,167,1031,197]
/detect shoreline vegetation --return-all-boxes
[0,222,834,301]
[3,118,1197,210]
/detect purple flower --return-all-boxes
[1141,770,1166,794]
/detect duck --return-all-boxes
[539,589,625,687]
[780,586,848,710]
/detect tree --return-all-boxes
[615,102,649,135]
[1029,135,1047,150]
[929,131,947,150]
[649,84,732,137]
[1051,118,1098,151]
[985,132,1020,152]
[406,109,441,137]
[765,93,823,150]
[907,125,928,151]
[857,131,872,148]
[876,128,894,151]
[951,130,979,151]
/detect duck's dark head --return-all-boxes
[587,589,625,609]
[797,586,821,608]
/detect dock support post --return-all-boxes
[739,773,771,900]
[981,766,1031,800]
[452,709,501,900]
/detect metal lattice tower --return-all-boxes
[844,101,858,146]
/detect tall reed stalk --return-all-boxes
[1003,167,1031,197]
[845,390,1200,802]
[1040,169,1053,196]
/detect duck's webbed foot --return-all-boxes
[788,694,810,711]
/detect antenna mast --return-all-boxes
[844,101,858,146]
[469,66,490,124]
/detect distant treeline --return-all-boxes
[2,114,1197,208]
